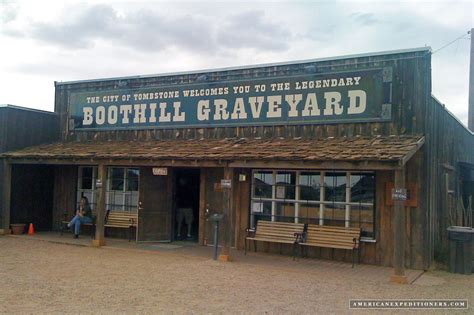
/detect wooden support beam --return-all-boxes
[198,168,207,245]
[390,168,408,284]
[1,159,12,234]
[219,167,234,262]
[92,163,107,247]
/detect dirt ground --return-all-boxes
[0,236,472,314]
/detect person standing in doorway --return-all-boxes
[68,196,93,238]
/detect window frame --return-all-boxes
[250,169,376,239]
[77,166,98,210]
[106,167,140,212]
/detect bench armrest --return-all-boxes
[294,232,305,243]
[353,237,360,249]
[245,228,256,237]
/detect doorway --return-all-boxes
[173,168,200,242]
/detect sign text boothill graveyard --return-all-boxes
[69,69,391,130]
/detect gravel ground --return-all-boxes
[0,236,472,314]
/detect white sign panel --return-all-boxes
[152,167,168,176]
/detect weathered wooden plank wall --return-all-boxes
[202,168,224,245]
[10,164,55,231]
[1,107,59,152]
[0,107,59,229]
[52,166,77,230]
[430,98,474,249]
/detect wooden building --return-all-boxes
[1,48,473,276]
[0,105,59,231]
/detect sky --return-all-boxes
[0,0,472,126]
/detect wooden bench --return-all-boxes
[60,210,137,241]
[245,221,305,258]
[60,211,96,239]
[104,210,137,242]
[297,224,361,267]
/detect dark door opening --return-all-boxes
[173,168,200,241]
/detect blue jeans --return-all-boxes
[69,215,93,235]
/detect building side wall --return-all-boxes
[3,108,59,152]
[430,98,474,250]
[1,107,60,230]
[0,109,9,228]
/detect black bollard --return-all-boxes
[209,213,224,260]
[213,220,219,260]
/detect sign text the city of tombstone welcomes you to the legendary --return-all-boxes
[69,68,390,130]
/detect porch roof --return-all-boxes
[1,135,424,169]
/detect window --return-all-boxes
[77,166,98,210]
[250,170,376,238]
[106,167,139,212]
[77,166,140,213]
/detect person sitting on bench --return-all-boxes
[68,196,93,238]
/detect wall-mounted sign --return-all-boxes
[152,167,168,176]
[391,188,408,201]
[276,186,286,199]
[221,179,232,189]
[69,68,391,131]
[252,202,263,213]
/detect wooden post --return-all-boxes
[198,169,206,245]
[219,167,233,262]
[93,164,107,247]
[1,159,12,235]
[390,168,408,284]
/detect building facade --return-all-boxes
[1,48,473,271]
[0,105,59,230]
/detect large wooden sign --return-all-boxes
[69,68,392,130]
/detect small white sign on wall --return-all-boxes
[252,202,263,213]
[276,186,286,199]
[152,167,168,176]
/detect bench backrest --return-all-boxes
[105,211,138,227]
[255,221,304,242]
[304,224,361,249]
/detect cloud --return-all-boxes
[349,12,378,26]
[216,10,291,51]
[1,4,292,55]
[0,0,19,23]
[29,4,119,49]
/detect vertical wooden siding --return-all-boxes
[52,166,77,230]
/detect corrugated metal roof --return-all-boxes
[0,104,56,115]
[2,135,424,164]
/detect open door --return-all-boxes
[137,167,172,242]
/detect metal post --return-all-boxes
[213,220,219,260]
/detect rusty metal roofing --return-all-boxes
[2,135,424,163]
